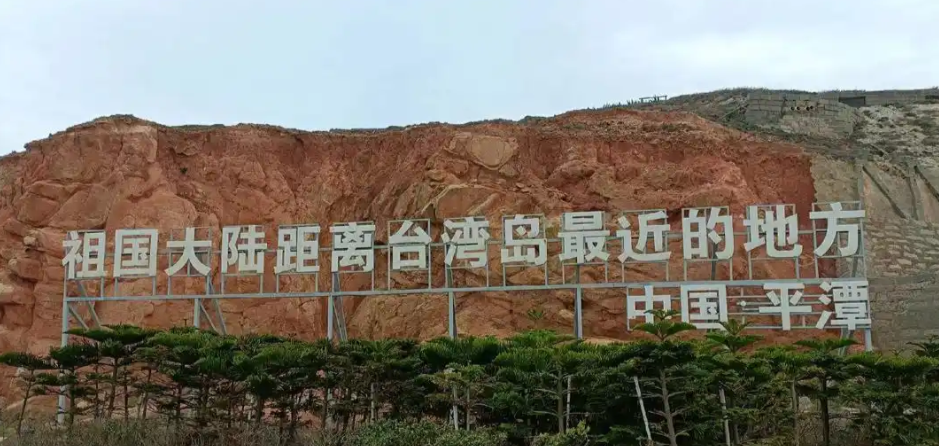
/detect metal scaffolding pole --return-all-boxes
[59,280,105,425]
[57,292,69,425]
[446,267,457,339]
[574,265,583,340]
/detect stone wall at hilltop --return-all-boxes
[817,88,939,107]
[743,88,939,143]
[745,92,860,138]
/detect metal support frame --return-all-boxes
[64,280,872,338]
[445,266,459,428]
[446,267,457,339]
[327,272,348,341]
[57,201,874,425]
[855,159,872,352]
[194,282,228,335]
[574,266,583,340]
[58,202,876,423]
[58,280,104,424]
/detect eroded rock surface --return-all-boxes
[0,110,824,359]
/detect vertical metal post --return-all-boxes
[335,296,348,340]
[193,298,202,329]
[854,159,866,279]
[574,265,583,339]
[565,375,572,430]
[195,273,209,329]
[720,388,731,446]
[446,268,457,339]
[451,386,459,429]
[634,376,653,443]
[710,240,718,280]
[327,296,335,341]
[444,267,459,428]
[328,272,339,340]
[213,299,227,335]
[448,292,457,339]
[569,264,582,430]
[838,329,853,356]
[858,158,873,350]
[57,294,69,425]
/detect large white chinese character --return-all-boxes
[165,228,212,276]
[759,282,812,331]
[330,222,376,272]
[62,231,107,280]
[680,284,729,330]
[113,229,159,277]
[442,217,490,268]
[743,205,802,258]
[617,211,671,262]
[221,225,268,274]
[627,285,672,324]
[275,225,320,274]
[682,207,734,260]
[388,220,432,270]
[816,280,871,330]
[559,211,610,264]
[501,215,547,266]
[810,203,865,257]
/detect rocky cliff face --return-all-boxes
[0,108,825,362]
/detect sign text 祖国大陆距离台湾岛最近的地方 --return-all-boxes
[60,202,870,333]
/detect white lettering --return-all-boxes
[113,229,159,277]
[62,231,107,280]
[442,217,490,268]
[330,222,376,272]
[817,280,871,330]
[501,215,547,266]
[221,225,268,275]
[680,284,728,330]
[810,202,865,257]
[627,285,672,324]
[275,225,320,274]
[759,282,812,330]
[388,220,432,270]
[165,228,212,276]
[617,210,671,262]
[743,205,802,258]
[682,207,734,260]
[559,211,610,264]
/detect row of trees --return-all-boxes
[1,309,938,445]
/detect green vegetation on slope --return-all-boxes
[1,310,939,446]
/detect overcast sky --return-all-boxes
[0,0,936,155]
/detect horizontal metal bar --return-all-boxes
[65,278,859,302]
[69,225,861,258]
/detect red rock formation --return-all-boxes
[0,108,835,367]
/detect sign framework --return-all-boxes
[57,201,870,421]
[60,201,869,340]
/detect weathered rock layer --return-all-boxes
[0,109,824,359]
